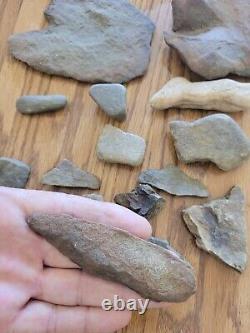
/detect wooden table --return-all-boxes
[0,1,249,332]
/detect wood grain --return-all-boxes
[0,1,249,332]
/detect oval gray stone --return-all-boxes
[16,95,67,114]
[0,157,31,188]
[89,84,127,121]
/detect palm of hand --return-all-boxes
[0,187,151,333]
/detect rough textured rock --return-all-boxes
[139,165,209,197]
[170,114,250,171]
[89,84,127,121]
[42,159,100,189]
[27,213,196,302]
[0,157,31,188]
[16,95,67,114]
[151,77,250,113]
[164,0,250,79]
[82,193,104,202]
[114,184,165,220]
[97,125,146,167]
[182,187,247,272]
[9,0,155,83]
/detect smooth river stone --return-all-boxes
[114,184,165,220]
[9,0,155,83]
[164,0,250,79]
[89,84,127,121]
[170,114,250,171]
[139,165,209,197]
[97,125,146,167]
[27,213,196,302]
[16,95,67,114]
[42,159,101,189]
[0,157,31,188]
[182,187,247,272]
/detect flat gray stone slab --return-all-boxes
[82,193,104,202]
[42,159,101,189]
[0,157,31,188]
[170,114,250,171]
[183,187,247,272]
[9,0,155,83]
[89,84,127,121]
[97,125,146,167]
[28,213,196,302]
[114,184,165,220]
[139,165,209,197]
[16,95,67,114]
[165,0,250,79]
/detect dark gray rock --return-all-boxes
[82,193,104,201]
[97,125,146,167]
[89,84,127,121]
[9,0,155,83]
[165,0,250,79]
[27,213,196,302]
[16,95,67,114]
[139,165,209,197]
[42,159,101,189]
[170,114,250,171]
[0,157,30,188]
[114,184,165,220]
[182,187,247,272]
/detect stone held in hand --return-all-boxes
[150,77,250,113]
[27,213,196,302]
[170,114,250,171]
[139,165,209,197]
[114,184,165,220]
[0,157,31,188]
[16,95,67,114]
[89,84,127,121]
[9,0,155,83]
[165,0,250,79]
[182,187,247,272]
[42,159,101,189]
[97,125,146,167]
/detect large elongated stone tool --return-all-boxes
[27,213,196,302]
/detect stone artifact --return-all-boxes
[151,77,250,113]
[82,193,104,202]
[42,159,100,189]
[114,184,165,220]
[16,95,67,114]
[89,84,127,121]
[97,125,146,167]
[0,157,31,188]
[182,187,247,272]
[139,165,208,197]
[170,114,250,171]
[148,237,170,250]
[164,0,250,79]
[27,213,196,302]
[9,0,155,83]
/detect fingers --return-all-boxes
[0,187,152,239]
[10,300,131,333]
[36,268,142,307]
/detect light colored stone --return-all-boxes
[16,95,67,114]
[97,125,146,167]
[0,157,31,188]
[170,114,250,171]
[89,84,127,121]
[42,159,101,189]
[164,0,250,80]
[9,0,155,83]
[183,187,247,272]
[151,77,250,113]
[139,165,209,197]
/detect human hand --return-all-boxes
[0,187,152,333]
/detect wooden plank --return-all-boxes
[0,1,249,332]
